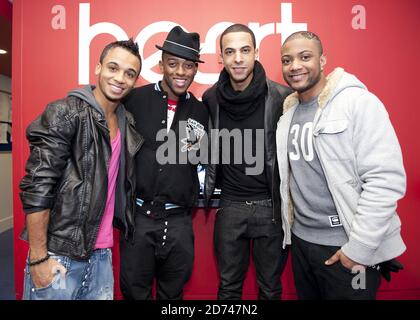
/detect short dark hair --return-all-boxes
[99,38,142,66]
[220,23,256,51]
[283,31,323,55]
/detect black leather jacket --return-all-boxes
[19,87,144,260]
[203,79,292,223]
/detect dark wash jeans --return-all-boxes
[291,233,381,300]
[214,198,289,300]
[120,207,194,300]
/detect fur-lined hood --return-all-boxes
[282,67,368,113]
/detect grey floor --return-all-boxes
[0,228,16,300]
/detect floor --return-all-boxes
[0,228,15,300]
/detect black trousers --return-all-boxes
[291,233,382,300]
[214,199,289,300]
[119,207,194,300]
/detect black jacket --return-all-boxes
[19,86,144,260]
[202,79,292,222]
[123,83,209,208]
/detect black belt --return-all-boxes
[136,198,189,219]
[220,198,273,208]
[136,198,181,210]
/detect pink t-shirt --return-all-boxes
[95,129,121,249]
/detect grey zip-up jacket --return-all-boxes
[276,68,406,265]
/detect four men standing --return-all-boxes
[19,26,406,300]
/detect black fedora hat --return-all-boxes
[156,26,204,63]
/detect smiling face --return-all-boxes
[159,52,198,101]
[95,46,140,105]
[281,37,327,102]
[220,31,258,91]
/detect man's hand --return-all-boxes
[325,249,365,271]
[26,210,67,289]
[30,258,67,289]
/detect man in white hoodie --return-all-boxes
[276,31,406,299]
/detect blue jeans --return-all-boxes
[23,248,114,300]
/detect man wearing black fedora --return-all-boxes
[119,26,209,300]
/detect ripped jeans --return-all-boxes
[23,248,114,300]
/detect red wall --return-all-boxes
[12,0,420,300]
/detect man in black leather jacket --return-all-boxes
[19,39,143,300]
[203,24,291,300]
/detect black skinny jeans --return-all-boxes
[214,199,289,300]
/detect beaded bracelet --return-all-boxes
[28,253,50,267]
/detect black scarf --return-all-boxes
[216,60,267,121]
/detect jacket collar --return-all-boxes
[283,67,345,113]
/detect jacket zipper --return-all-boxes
[125,132,144,241]
[89,126,111,255]
[279,144,291,248]
[271,156,277,224]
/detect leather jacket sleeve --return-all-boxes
[19,100,77,213]
[202,87,216,207]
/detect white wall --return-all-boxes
[0,153,13,232]
[0,74,11,92]
[0,74,13,233]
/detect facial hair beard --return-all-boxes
[295,69,322,94]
